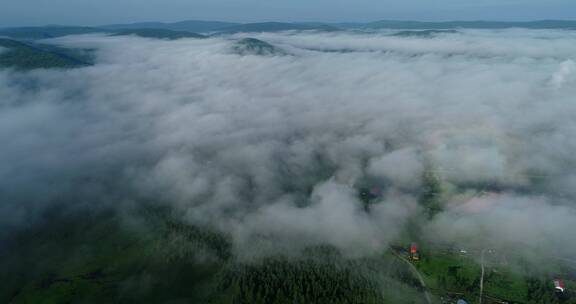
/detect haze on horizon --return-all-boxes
[2,0,576,27]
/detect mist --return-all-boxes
[2,29,576,261]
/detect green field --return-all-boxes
[399,246,576,304]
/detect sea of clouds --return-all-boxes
[1,29,576,260]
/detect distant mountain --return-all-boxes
[0,38,90,70]
[216,22,340,34]
[324,22,367,29]
[0,26,103,40]
[0,25,210,41]
[100,22,168,30]
[391,29,459,37]
[101,20,239,33]
[232,38,288,56]
[111,29,206,40]
[364,20,576,29]
[3,19,576,41]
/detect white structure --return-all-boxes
[554,279,565,293]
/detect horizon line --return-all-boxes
[3,18,576,29]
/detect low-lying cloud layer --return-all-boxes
[2,30,576,259]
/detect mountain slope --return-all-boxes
[216,22,340,33]
[365,19,576,29]
[0,26,103,40]
[232,38,288,56]
[0,206,425,304]
[101,20,240,33]
[391,29,459,37]
[111,29,207,40]
[0,39,90,70]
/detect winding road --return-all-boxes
[393,252,433,304]
[479,249,487,304]
[391,247,493,304]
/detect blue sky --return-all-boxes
[2,0,576,27]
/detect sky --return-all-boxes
[2,0,576,27]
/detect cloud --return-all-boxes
[2,30,576,259]
[550,59,576,89]
[425,194,576,261]
[368,148,424,190]
[230,179,418,258]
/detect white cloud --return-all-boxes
[368,148,424,189]
[2,30,576,258]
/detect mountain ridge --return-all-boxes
[5,19,576,34]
